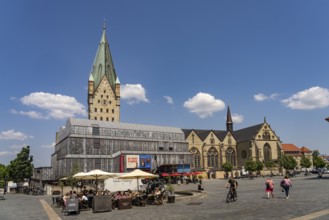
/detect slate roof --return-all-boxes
[233,123,263,142]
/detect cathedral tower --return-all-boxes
[88,24,120,122]
[226,106,233,132]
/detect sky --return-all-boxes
[1,0,329,167]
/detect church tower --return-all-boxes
[226,106,233,132]
[88,24,120,122]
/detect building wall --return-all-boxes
[88,76,120,122]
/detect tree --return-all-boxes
[265,160,275,176]
[279,154,297,173]
[222,162,233,179]
[255,160,264,174]
[313,156,326,169]
[0,163,8,188]
[244,159,257,178]
[300,156,312,170]
[7,146,34,183]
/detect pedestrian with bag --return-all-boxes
[281,175,292,199]
[265,177,274,198]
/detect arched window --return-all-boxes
[207,147,218,167]
[226,147,236,166]
[264,144,272,163]
[190,148,201,168]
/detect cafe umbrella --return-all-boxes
[117,169,158,191]
[73,169,118,193]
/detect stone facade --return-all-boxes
[183,114,283,178]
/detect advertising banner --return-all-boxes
[139,155,152,169]
[126,155,139,169]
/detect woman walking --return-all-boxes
[282,175,292,199]
[265,177,274,198]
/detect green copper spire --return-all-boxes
[89,23,117,92]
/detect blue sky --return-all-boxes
[1,1,329,167]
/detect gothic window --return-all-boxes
[262,132,271,140]
[226,147,236,166]
[207,147,218,167]
[264,144,272,163]
[190,147,201,168]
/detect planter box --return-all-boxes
[167,195,175,203]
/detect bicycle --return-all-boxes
[226,187,237,203]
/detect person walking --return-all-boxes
[265,177,274,198]
[282,175,292,199]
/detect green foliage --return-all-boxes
[7,146,34,183]
[166,183,175,194]
[0,163,8,188]
[255,160,264,172]
[265,160,275,169]
[300,156,312,169]
[279,154,297,170]
[312,150,320,158]
[244,159,257,172]
[222,162,233,173]
[313,156,326,168]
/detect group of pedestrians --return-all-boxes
[265,175,292,199]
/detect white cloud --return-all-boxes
[163,96,173,104]
[41,142,55,149]
[254,93,279,101]
[281,86,329,110]
[15,92,86,119]
[121,84,149,105]
[0,129,28,140]
[232,114,244,123]
[0,151,15,156]
[183,92,225,118]
[11,109,47,119]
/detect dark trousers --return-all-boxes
[284,186,290,197]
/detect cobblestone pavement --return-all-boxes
[1,175,329,220]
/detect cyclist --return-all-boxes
[225,176,238,202]
[225,176,238,194]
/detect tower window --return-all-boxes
[101,95,103,98]
[106,95,109,98]
[94,108,97,112]
[112,118,114,122]
[100,117,103,121]
[94,117,97,120]
[98,100,100,103]
[106,117,109,121]
[100,108,103,113]
[112,109,114,113]
[106,109,109,113]
[104,90,106,93]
